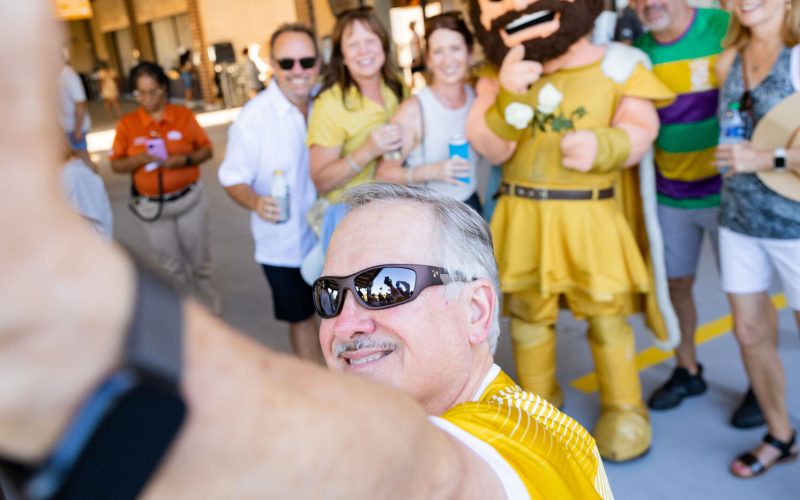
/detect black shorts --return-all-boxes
[260,264,315,323]
[462,192,483,214]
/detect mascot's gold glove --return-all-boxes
[589,127,631,173]
[485,86,533,141]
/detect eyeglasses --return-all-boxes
[276,57,317,70]
[133,88,164,99]
[312,264,472,319]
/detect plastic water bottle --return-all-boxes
[271,170,290,223]
[448,134,470,184]
[717,102,746,174]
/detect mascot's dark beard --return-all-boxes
[469,0,603,66]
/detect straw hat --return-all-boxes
[753,92,800,202]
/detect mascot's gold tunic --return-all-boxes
[468,0,676,464]
[489,61,671,303]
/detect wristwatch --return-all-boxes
[774,148,787,171]
[0,261,186,500]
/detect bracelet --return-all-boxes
[406,168,414,185]
[185,154,192,166]
[346,154,361,173]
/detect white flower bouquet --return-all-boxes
[503,83,587,133]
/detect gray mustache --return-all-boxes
[335,337,398,358]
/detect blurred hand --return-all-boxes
[499,45,542,94]
[0,0,134,460]
[161,154,189,169]
[71,128,83,142]
[714,141,771,175]
[436,157,471,185]
[561,131,598,172]
[254,196,282,223]
[475,76,499,98]
[132,152,157,168]
[368,124,404,157]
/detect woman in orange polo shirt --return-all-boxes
[110,61,221,314]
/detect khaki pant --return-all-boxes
[140,182,221,314]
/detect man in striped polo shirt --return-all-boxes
[633,0,732,410]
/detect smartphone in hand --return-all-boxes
[145,138,168,172]
[146,138,168,160]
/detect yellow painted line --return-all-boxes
[570,294,788,394]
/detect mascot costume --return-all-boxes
[466,0,680,462]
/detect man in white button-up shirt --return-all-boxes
[219,24,322,363]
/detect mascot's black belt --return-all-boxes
[499,182,614,201]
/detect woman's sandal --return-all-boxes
[731,431,799,478]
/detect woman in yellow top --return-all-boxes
[308,7,406,203]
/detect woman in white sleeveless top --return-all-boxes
[376,12,482,213]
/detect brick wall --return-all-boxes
[197,0,297,59]
[295,0,316,33]
[313,0,336,37]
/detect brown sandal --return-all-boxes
[731,431,799,478]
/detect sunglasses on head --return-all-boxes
[425,11,464,31]
[312,264,472,319]
[426,11,464,23]
[337,5,374,17]
[276,57,317,70]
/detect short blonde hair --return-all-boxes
[723,0,800,49]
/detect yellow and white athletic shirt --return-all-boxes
[431,365,614,500]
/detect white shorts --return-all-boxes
[719,227,800,310]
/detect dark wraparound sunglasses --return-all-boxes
[313,264,472,319]
[276,57,317,70]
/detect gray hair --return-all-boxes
[342,183,501,353]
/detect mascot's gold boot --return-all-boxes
[588,315,651,462]
[510,318,563,408]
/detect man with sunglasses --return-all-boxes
[219,23,324,363]
[314,183,613,499]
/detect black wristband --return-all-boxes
[185,154,192,166]
[774,148,787,171]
